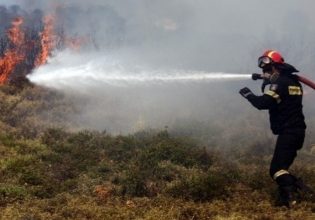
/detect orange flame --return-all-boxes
[35,15,56,67]
[7,17,24,45]
[0,17,25,84]
[0,13,86,85]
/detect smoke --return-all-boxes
[2,0,315,136]
[27,50,253,133]
[8,0,315,72]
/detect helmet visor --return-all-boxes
[258,56,272,68]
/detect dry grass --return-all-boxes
[0,84,314,220]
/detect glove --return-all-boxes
[239,87,253,98]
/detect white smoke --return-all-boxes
[5,0,315,135]
[27,51,253,133]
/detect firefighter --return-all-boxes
[239,50,307,208]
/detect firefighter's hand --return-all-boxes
[239,87,253,98]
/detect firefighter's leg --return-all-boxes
[269,132,305,207]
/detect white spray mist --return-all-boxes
[28,51,251,92]
[27,50,253,133]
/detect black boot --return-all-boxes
[276,185,299,208]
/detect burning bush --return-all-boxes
[0,5,87,85]
[0,4,125,86]
[0,7,52,85]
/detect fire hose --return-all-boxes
[252,73,315,90]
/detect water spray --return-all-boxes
[28,71,252,87]
[27,51,252,90]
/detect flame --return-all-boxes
[35,15,57,67]
[0,17,25,84]
[0,12,86,85]
[7,17,24,45]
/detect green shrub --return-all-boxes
[4,155,36,173]
[119,166,147,197]
[0,185,28,204]
[0,133,16,148]
[165,169,229,201]
[41,128,69,148]
[242,167,274,193]
[103,135,138,162]
[114,132,214,197]
[32,185,57,199]
[135,131,212,171]
[20,170,43,186]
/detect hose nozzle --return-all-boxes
[252,73,263,81]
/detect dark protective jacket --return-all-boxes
[247,63,307,134]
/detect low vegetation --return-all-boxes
[0,84,315,219]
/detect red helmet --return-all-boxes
[258,50,285,68]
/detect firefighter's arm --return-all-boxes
[247,93,278,110]
[239,87,279,110]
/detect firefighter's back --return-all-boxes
[269,74,306,134]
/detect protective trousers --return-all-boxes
[270,130,305,186]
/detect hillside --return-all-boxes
[0,85,315,220]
